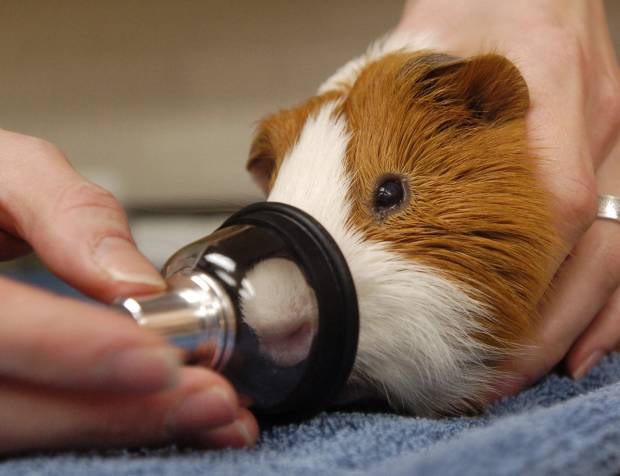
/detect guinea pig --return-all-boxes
[241,34,559,416]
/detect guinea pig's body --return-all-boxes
[244,35,559,415]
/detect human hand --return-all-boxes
[0,130,258,453]
[395,0,620,394]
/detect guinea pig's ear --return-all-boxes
[247,132,275,196]
[246,155,274,196]
[419,53,529,124]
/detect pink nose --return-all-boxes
[240,257,319,367]
[255,317,316,367]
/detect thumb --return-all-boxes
[0,132,165,301]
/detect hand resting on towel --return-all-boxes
[0,130,258,453]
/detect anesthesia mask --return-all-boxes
[116,202,359,421]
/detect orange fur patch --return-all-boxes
[338,52,559,348]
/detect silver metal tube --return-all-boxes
[116,272,236,370]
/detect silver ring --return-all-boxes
[598,194,620,221]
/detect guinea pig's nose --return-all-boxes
[240,257,319,367]
[254,316,316,367]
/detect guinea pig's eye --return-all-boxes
[373,176,408,216]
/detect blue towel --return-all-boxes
[2,269,620,476]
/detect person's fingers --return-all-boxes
[0,229,31,261]
[564,286,620,379]
[497,219,620,395]
[0,130,165,302]
[0,367,248,454]
[0,277,181,393]
[564,132,620,379]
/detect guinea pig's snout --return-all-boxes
[240,258,318,367]
[252,315,315,367]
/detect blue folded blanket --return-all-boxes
[2,269,620,476]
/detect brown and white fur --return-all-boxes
[242,34,559,416]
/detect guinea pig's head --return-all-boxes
[243,48,558,415]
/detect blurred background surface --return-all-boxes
[0,0,618,271]
[0,0,404,207]
[0,0,404,267]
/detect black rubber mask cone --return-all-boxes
[118,202,359,422]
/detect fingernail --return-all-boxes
[99,347,181,392]
[572,350,604,380]
[93,236,166,288]
[166,386,238,436]
[233,419,255,446]
[194,417,257,449]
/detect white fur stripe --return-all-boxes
[268,101,352,240]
